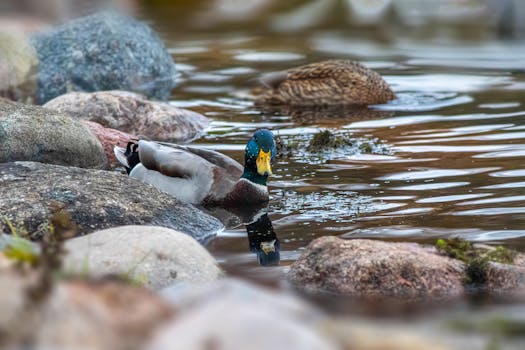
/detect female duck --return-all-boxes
[255,59,395,107]
[114,129,276,207]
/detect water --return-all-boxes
[136,3,525,291]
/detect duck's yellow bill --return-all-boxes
[256,149,272,176]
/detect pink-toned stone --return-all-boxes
[0,268,174,350]
[288,237,466,301]
[44,91,209,142]
[82,120,136,168]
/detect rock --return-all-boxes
[287,237,465,301]
[0,162,223,242]
[486,261,525,297]
[81,120,136,168]
[30,12,178,104]
[44,91,209,142]
[149,278,337,350]
[0,98,107,168]
[0,33,38,102]
[0,15,51,37]
[0,269,174,350]
[63,226,222,290]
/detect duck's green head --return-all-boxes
[242,129,276,186]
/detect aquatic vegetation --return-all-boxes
[275,129,392,163]
[435,238,517,285]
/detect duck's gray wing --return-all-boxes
[154,141,243,180]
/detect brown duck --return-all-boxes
[255,59,395,107]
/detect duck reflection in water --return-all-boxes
[246,212,280,266]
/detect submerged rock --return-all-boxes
[63,226,222,290]
[0,98,107,168]
[44,91,209,142]
[0,33,38,103]
[255,60,395,107]
[30,12,178,104]
[150,278,337,350]
[288,236,465,301]
[0,162,222,242]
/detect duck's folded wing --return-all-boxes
[183,146,243,180]
[138,140,211,179]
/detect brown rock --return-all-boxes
[44,91,210,142]
[486,261,525,297]
[287,237,465,301]
[82,120,136,168]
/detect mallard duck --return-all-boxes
[255,59,395,107]
[114,129,276,207]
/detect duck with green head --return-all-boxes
[114,129,276,207]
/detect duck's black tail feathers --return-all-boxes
[114,141,140,174]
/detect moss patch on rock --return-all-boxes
[436,238,517,285]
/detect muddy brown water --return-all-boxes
[136,3,525,311]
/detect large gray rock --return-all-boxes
[0,162,222,242]
[63,226,222,290]
[0,98,107,168]
[150,279,337,350]
[288,237,466,301]
[44,91,209,142]
[0,33,38,103]
[30,12,178,104]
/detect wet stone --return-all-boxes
[0,162,222,243]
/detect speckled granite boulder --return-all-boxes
[0,98,107,168]
[30,12,178,104]
[0,162,222,242]
[45,91,209,142]
[63,226,222,290]
[288,237,466,301]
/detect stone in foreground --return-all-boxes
[30,12,177,103]
[0,162,222,242]
[0,98,107,168]
[150,278,337,350]
[0,268,173,350]
[45,91,209,142]
[63,226,222,290]
[288,236,465,301]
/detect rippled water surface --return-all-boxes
[137,4,525,288]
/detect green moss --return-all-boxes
[435,238,517,285]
